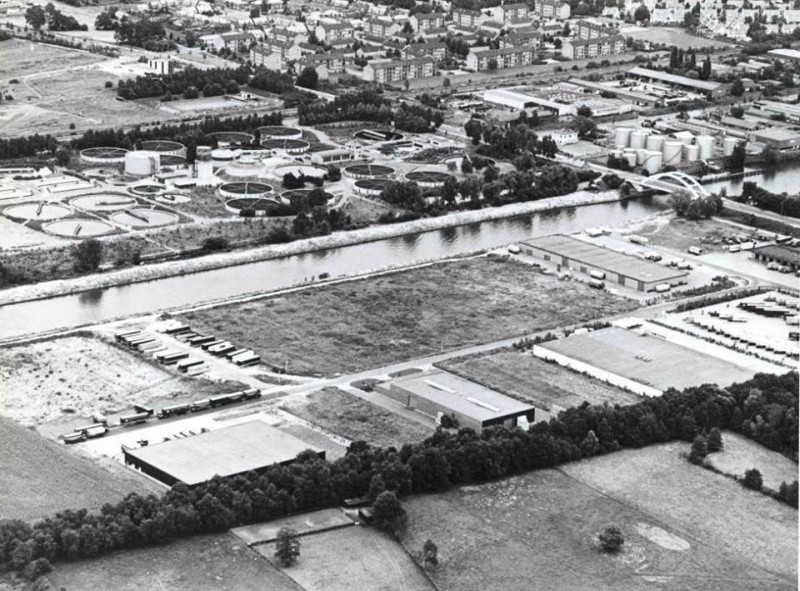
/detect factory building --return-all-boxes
[748,128,800,150]
[626,66,724,98]
[753,245,800,271]
[520,234,689,292]
[375,369,536,433]
[122,421,324,487]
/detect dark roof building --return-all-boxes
[753,245,800,270]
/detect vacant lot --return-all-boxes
[183,257,638,376]
[0,38,100,80]
[281,387,432,448]
[637,216,746,254]
[562,443,797,583]
[440,350,640,415]
[0,416,156,521]
[0,334,242,426]
[255,527,433,591]
[706,431,798,491]
[49,533,301,591]
[403,447,795,591]
[623,26,728,50]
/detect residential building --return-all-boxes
[219,32,256,52]
[363,56,436,83]
[561,35,625,60]
[501,2,529,23]
[452,7,483,28]
[410,11,446,32]
[467,46,536,71]
[543,129,579,146]
[250,45,283,69]
[574,19,616,40]
[364,17,402,38]
[315,21,355,43]
[403,41,448,61]
[535,0,570,20]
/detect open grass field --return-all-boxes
[637,216,746,254]
[0,416,156,521]
[182,257,638,376]
[48,533,302,591]
[403,444,796,591]
[562,442,797,583]
[0,334,243,427]
[706,431,798,491]
[622,26,729,50]
[255,527,434,591]
[440,350,640,417]
[232,508,353,546]
[0,38,100,80]
[281,387,433,448]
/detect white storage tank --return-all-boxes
[642,150,662,175]
[636,149,648,165]
[614,127,632,149]
[645,135,664,152]
[672,130,694,146]
[611,149,624,159]
[696,135,715,160]
[211,148,237,166]
[623,148,638,168]
[723,136,741,157]
[683,144,699,162]
[629,129,648,150]
[662,141,683,166]
[195,160,214,184]
[196,145,212,160]
[124,151,159,176]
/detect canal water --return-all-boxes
[704,162,800,197]
[0,197,664,339]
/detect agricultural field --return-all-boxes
[47,533,302,591]
[182,257,639,376]
[0,416,157,521]
[705,431,798,491]
[403,443,796,591]
[255,527,434,591]
[281,387,433,448]
[0,334,244,427]
[440,350,640,415]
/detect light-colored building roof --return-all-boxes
[628,66,722,92]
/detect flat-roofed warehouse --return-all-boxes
[521,234,688,291]
[753,245,800,271]
[626,66,724,98]
[122,420,325,487]
[375,369,535,432]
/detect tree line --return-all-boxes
[0,134,58,161]
[739,181,800,219]
[1,371,794,574]
[117,65,252,101]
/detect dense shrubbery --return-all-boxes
[0,134,58,160]
[298,90,443,132]
[248,68,295,95]
[115,17,171,51]
[739,181,800,219]
[0,372,795,573]
[118,65,251,100]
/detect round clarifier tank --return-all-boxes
[109,208,179,228]
[683,144,699,162]
[696,135,715,160]
[645,135,664,152]
[613,127,632,149]
[4,202,72,221]
[44,218,114,237]
[662,141,683,166]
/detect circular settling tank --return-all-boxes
[79,146,129,164]
[155,193,191,205]
[109,208,179,228]
[208,131,255,146]
[225,196,283,216]
[218,182,273,198]
[140,140,187,157]
[281,189,334,205]
[130,184,166,196]
[257,126,303,140]
[405,170,453,187]
[260,138,310,154]
[354,178,392,196]
[71,194,138,211]
[44,218,114,237]
[353,129,403,142]
[344,164,395,179]
[4,202,72,221]
[272,164,327,181]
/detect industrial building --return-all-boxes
[626,66,724,98]
[520,234,689,291]
[748,127,800,150]
[374,369,535,432]
[753,245,800,271]
[122,420,324,487]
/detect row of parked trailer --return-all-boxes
[62,388,263,443]
[160,323,262,367]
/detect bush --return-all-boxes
[372,491,407,536]
[274,528,300,567]
[707,428,723,453]
[742,468,763,491]
[688,435,708,464]
[201,236,229,251]
[22,558,52,581]
[72,239,103,272]
[598,525,624,553]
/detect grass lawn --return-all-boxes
[403,445,796,591]
[0,416,157,521]
[562,442,797,583]
[281,387,432,448]
[638,217,747,254]
[255,527,434,591]
[182,257,638,376]
[48,533,301,591]
[705,431,798,491]
[439,350,640,415]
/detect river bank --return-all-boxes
[0,190,625,307]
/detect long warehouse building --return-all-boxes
[521,234,689,291]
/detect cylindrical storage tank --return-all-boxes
[636,149,649,165]
[614,127,632,149]
[629,129,648,150]
[211,148,237,166]
[662,141,683,166]
[683,144,699,163]
[643,151,662,175]
[723,136,740,156]
[196,145,212,160]
[696,135,714,160]
[645,135,664,152]
[611,149,623,159]
[673,131,694,146]
[195,160,214,181]
[124,151,159,176]
[623,148,637,168]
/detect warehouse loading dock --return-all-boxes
[520,234,689,292]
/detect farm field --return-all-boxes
[0,416,157,521]
[403,446,796,591]
[561,442,797,583]
[439,350,640,417]
[281,387,433,448]
[705,431,799,491]
[182,257,639,376]
[0,334,244,427]
[254,527,434,591]
[48,533,302,591]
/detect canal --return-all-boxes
[0,197,665,340]
[704,161,800,197]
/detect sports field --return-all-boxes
[705,431,799,491]
[403,442,796,591]
[255,527,434,591]
[182,258,638,376]
[0,416,157,521]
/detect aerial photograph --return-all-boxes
[0,0,798,587]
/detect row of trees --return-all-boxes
[25,3,86,31]
[739,181,800,219]
[670,192,724,220]
[117,65,251,100]
[0,371,795,573]
[0,133,58,161]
